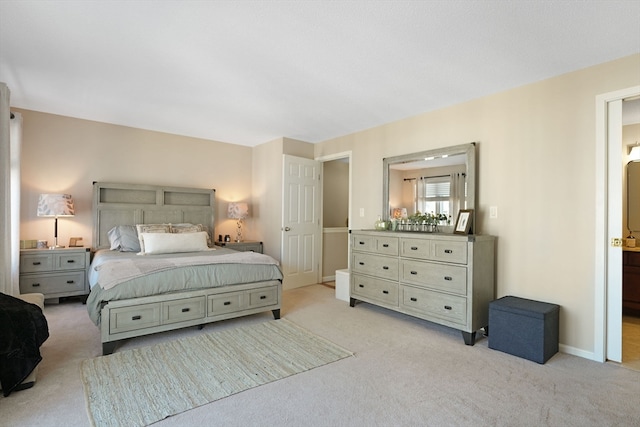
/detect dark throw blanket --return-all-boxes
[0,293,49,397]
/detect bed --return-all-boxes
[88,182,283,355]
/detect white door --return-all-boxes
[606,99,624,362]
[281,155,321,289]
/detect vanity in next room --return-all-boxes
[349,143,496,345]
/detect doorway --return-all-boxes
[595,85,640,363]
[317,152,352,284]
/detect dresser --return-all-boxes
[350,230,495,345]
[214,240,263,253]
[19,247,91,301]
[623,249,640,312]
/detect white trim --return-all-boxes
[323,227,349,234]
[594,85,640,363]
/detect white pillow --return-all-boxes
[140,231,209,255]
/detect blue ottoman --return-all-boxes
[489,296,559,364]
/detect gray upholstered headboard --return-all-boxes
[92,182,216,250]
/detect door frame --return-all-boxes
[594,85,640,362]
[316,151,353,276]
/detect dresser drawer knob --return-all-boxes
[359,262,364,265]
[132,315,141,320]
[260,295,267,300]
[359,284,364,288]
[444,249,453,254]
[382,266,389,270]
[67,259,75,263]
[382,290,389,294]
[444,305,452,310]
[410,246,418,251]
[223,301,231,306]
[382,244,389,248]
[66,280,74,284]
[31,283,40,287]
[181,308,190,312]
[358,241,365,245]
[410,297,417,302]
[444,276,452,281]
[410,271,417,275]
[33,262,41,265]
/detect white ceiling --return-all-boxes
[1,1,639,147]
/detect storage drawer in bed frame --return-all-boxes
[100,280,282,354]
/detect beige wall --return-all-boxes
[314,54,640,355]
[17,109,253,248]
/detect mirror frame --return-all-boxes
[383,142,477,231]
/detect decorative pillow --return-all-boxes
[136,224,171,254]
[171,223,212,246]
[140,231,209,254]
[107,225,141,252]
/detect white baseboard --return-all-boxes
[559,343,597,362]
[322,275,336,283]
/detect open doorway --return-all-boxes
[318,152,352,285]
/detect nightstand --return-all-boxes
[19,247,91,302]
[214,240,263,253]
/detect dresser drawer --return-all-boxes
[400,260,467,295]
[401,286,467,325]
[249,286,279,308]
[352,253,398,281]
[351,273,398,306]
[208,291,245,316]
[56,252,87,270]
[163,296,206,324]
[430,240,468,264]
[400,238,431,259]
[19,271,85,295]
[352,234,399,256]
[20,253,53,273]
[110,303,161,334]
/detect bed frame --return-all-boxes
[92,182,281,355]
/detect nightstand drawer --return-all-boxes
[19,271,85,294]
[20,253,53,273]
[56,253,87,270]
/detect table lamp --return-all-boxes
[227,202,249,242]
[37,193,75,249]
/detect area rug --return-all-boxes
[80,319,353,427]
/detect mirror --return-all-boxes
[628,161,640,233]
[383,142,476,232]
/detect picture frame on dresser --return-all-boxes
[454,209,473,235]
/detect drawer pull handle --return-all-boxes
[223,301,231,306]
[382,266,389,270]
[359,284,364,288]
[444,305,452,310]
[67,280,74,284]
[181,308,190,312]
[358,241,365,245]
[444,276,452,281]
[444,249,453,254]
[67,260,75,263]
[33,262,41,265]
[382,244,389,248]
[359,262,365,265]
[32,283,40,287]
[410,271,417,275]
[260,295,267,300]
[410,297,417,302]
[410,246,418,251]
[132,315,141,320]
[382,290,389,294]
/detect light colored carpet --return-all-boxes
[80,319,352,427]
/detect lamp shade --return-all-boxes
[37,194,75,217]
[630,145,640,161]
[227,202,249,219]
